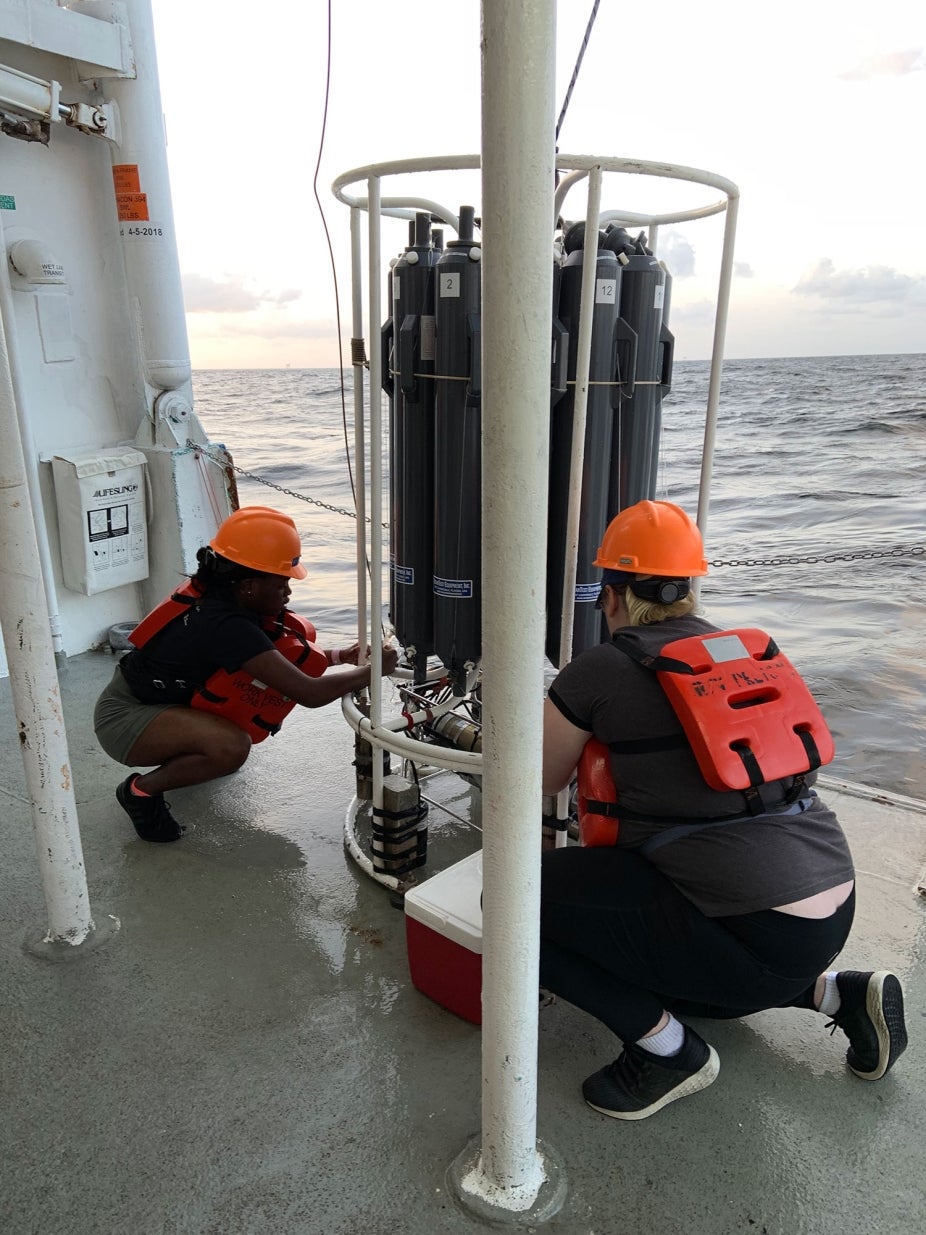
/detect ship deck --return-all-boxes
[2,649,924,1235]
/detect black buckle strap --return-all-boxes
[610,633,695,676]
[785,773,807,804]
[796,729,822,771]
[636,793,817,855]
[583,798,621,817]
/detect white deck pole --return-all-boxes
[552,166,602,843]
[556,166,602,669]
[367,176,384,725]
[0,220,66,661]
[696,193,740,548]
[450,0,565,1219]
[366,177,386,810]
[0,306,93,946]
[350,207,369,657]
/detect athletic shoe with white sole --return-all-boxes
[828,970,907,1080]
[582,1026,720,1121]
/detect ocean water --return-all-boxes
[191,353,926,799]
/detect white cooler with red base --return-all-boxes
[404,850,483,1025]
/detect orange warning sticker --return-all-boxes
[112,164,141,194]
[116,193,150,222]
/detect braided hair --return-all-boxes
[192,546,267,597]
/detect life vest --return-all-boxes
[576,737,620,847]
[612,627,834,804]
[129,581,328,742]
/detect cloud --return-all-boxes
[793,258,926,309]
[660,231,696,277]
[657,234,754,281]
[839,48,925,81]
[181,273,304,313]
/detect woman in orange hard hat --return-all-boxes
[541,499,906,1121]
[94,506,398,842]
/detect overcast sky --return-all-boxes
[151,1,925,369]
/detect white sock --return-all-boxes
[817,971,841,1016]
[637,1013,685,1056]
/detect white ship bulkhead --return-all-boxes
[0,0,231,679]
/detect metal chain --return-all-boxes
[710,545,925,569]
[193,443,924,564]
[191,443,388,528]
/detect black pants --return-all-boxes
[539,846,855,1044]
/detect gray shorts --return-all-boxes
[93,665,180,765]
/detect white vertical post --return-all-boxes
[0,306,93,946]
[350,207,369,656]
[556,166,602,670]
[450,0,565,1220]
[0,215,66,660]
[366,177,385,809]
[552,169,601,845]
[696,193,740,554]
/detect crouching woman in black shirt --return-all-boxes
[541,500,907,1122]
[94,506,397,842]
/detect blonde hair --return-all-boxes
[623,586,697,627]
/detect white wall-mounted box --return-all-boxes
[51,448,148,595]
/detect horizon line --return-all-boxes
[190,350,926,372]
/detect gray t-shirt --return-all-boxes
[548,614,854,916]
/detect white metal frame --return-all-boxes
[333,152,739,821]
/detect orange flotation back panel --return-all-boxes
[577,737,620,847]
[654,628,834,792]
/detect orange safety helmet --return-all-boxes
[209,506,308,579]
[594,500,708,578]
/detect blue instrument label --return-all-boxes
[433,576,473,598]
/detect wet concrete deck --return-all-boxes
[1,649,924,1235]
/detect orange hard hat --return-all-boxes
[594,500,708,577]
[209,506,308,579]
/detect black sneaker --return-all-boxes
[828,970,907,1080]
[582,1027,720,1121]
[116,774,184,843]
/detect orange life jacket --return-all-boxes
[576,737,620,847]
[129,581,328,742]
[613,627,834,798]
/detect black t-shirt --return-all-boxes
[548,613,854,915]
[120,597,274,705]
